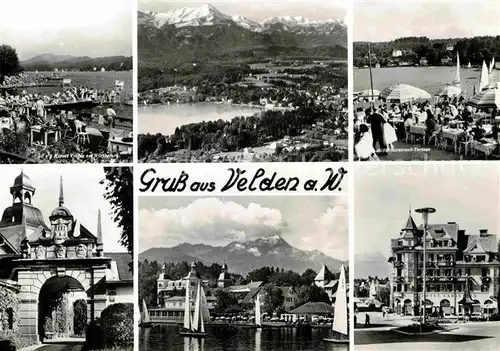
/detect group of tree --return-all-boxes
[0,44,23,83]
[22,56,133,72]
[138,105,345,160]
[354,36,500,67]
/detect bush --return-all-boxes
[100,303,133,348]
[0,340,16,351]
[74,299,88,336]
[83,303,133,350]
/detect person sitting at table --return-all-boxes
[471,121,485,141]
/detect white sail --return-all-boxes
[468,62,471,69]
[183,280,191,329]
[452,52,460,86]
[332,264,348,336]
[255,293,261,326]
[490,57,495,74]
[480,60,490,91]
[200,284,211,321]
[193,282,201,331]
[199,292,205,334]
[142,300,150,323]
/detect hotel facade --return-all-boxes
[389,211,499,316]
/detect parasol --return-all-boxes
[359,89,381,97]
[437,85,462,98]
[85,127,103,138]
[380,83,431,103]
[467,88,500,109]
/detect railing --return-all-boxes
[0,151,38,164]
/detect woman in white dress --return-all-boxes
[383,115,397,150]
[355,124,379,161]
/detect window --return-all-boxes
[476,255,486,262]
[397,269,402,277]
[397,254,402,261]
[443,241,448,247]
[108,287,117,296]
[482,269,490,277]
[465,269,471,276]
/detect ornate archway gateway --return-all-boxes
[1,171,112,343]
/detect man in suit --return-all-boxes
[366,107,387,156]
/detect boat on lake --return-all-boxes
[179,280,208,338]
[140,299,153,328]
[323,264,349,344]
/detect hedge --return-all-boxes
[0,284,20,348]
[83,303,133,350]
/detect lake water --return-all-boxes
[24,70,133,96]
[354,66,500,96]
[140,324,349,351]
[139,103,263,135]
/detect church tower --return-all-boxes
[217,262,233,288]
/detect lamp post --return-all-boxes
[415,207,436,326]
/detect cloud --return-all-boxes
[299,197,349,261]
[139,198,286,250]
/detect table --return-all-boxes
[30,126,60,147]
[471,139,498,160]
[441,129,465,154]
[409,124,427,144]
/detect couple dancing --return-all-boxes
[355,107,397,161]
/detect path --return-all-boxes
[36,340,84,351]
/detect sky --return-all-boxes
[355,163,500,259]
[139,0,347,22]
[139,196,349,260]
[354,1,500,42]
[0,165,125,252]
[0,0,133,61]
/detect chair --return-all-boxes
[458,134,473,157]
[428,127,442,147]
[75,120,90,145]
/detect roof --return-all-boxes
[227,281,263,293]
[12,171,34,190]
[423,223,459,242]
[104,252,133,282]
[0,204,49,250]
[402,213,418,233]
[464,235,497,253]
[290,302,334,315]
[315,265,331,281]
[241,287,262,305]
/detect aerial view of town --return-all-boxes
[137,1,348,163]
[354,163,500,350]
[138,196,349,350]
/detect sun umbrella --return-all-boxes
[359,89,380,97]
[467,88,500,109]
[380,83,431,103]
[438,85,462,98]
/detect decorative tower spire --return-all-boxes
[59,175,64,206]
[96,209,103,256]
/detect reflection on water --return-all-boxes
[140,324,349,351]
[138,102,263,135]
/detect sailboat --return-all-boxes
[479,60,490,91]
[255,293,262,328]
[180,281,208,338]
[140,299,153,328]
[323,264,349,344]
[489,57,495,74]
[467,62,471,69]
[452,52,460,86]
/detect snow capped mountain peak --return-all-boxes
[150,4,232,28]
[231,15,263,31]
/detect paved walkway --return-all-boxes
[355,311,500,350]
[20,339,84,351]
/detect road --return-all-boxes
[355,312,500,350]
[35,341,83,351]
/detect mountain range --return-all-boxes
[355,251,391,278]
[21,54,133,71]
[138,4,347,63]
[139,236,345,275]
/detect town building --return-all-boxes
[389,210,499,316]
[392,50,403,58]
[0,171,133,342]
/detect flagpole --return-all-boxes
[368,43,375,110]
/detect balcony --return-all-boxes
[436,261,455,267]
[393,245,415,252]
[394,261,404,268]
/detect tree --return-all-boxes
[301,269,317,286]
[214,288,239,313]
[0,45,23,81]
[73,299,87,336]
[294,285,330,308]
[101,167,133,256]
[262,284,284,315]
[376,286,391,306]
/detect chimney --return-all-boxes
[479,229,489,236]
